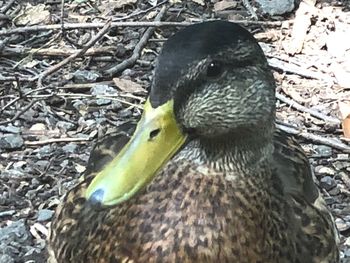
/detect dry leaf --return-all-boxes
[332,62,350,89]
[113,78,146,94]
[339,102,350,138]
[284,1,316,54]
[214,0,237,12]
[14,4,50,26]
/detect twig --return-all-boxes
[242,0,258,20]
[61,0,65,34]
[25,137,92,146]
[0,20,284,37]
[277,123,350,153]
[0,99,42,125]
[28,93,143,109]
[36,20,112,86]
[0,86,50,113]
[268,57,334,83]
[105,6,167,76]
[1,46,117,57]
[112,0,168,21]
[276,92,341,124]
[0,0,16,13]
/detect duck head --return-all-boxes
[86,21,276,206]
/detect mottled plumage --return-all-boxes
[48,21,339,263]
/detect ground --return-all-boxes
[0,0,350,262]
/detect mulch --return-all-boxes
[0,0,349,262]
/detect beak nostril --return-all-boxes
[149,129,161,140]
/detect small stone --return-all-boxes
[337,154,349,160]
[317,167,336,176]
[0,210,16,218]
[313,145,332,157]
[333,161,350,170]
[0,134,24,149]
[56,121,75,131]
[62,143,78,153]
[73,70,100,83]
[29,123,46,131]
[84,120,96,127]
[95,98,111,106]
[0,125,20,134]
[328,186,340,196]
[35,145,52,158]
[0,220,29,244]
[255,0,294,15]
[335,218,350,233]
[344,248,350,258]
[72,100,86,111]
[2,169,24,178]
[37,209,54,222]
[320,176,337,191]
[0,254,15,263]
[35,160,50,168]
[91,85,117,96]
[118,109,132,118]
[13,161,26,169]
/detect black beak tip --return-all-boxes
[87,189,104,206]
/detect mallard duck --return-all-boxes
[48,21,339,262]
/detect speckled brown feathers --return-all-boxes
[49,128,339,263]
[48,21,339,263]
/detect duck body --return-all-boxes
[49,21,339,262]
[49,132,338,263]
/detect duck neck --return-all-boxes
[179,125,275,174]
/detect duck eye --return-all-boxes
[206,61,222,77]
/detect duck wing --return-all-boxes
[272,129,339,262]
[272,129,320,204]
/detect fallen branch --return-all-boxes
[268,57,334,83]
[25,137,91,146]
[0,99,42,125]
[0,20,284,37]
[28,93,143,109]
[277,123,350,153]
[105,6,167,76]
[36,20,112,86]
[242,0,258,20]
[276,92,341,124]
[1,46,117,57]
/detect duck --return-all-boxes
[48,20,339,263]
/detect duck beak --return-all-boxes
[85,99,187,206]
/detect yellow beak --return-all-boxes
[85,99,187,206]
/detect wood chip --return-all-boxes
[214,0,237,12]
[113,78,146,94]
[191,0,205,6]
[284,0,317,55]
